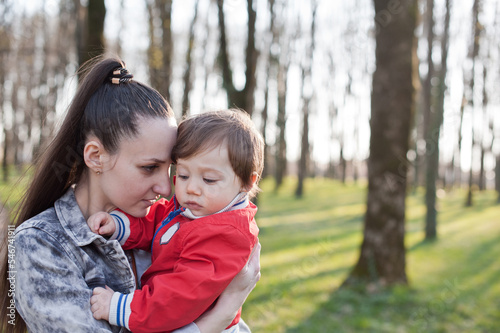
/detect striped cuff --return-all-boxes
[109,292,133,329]
[109,211,131,245]
[173,323,200,333]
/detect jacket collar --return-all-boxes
[55,188,104,247]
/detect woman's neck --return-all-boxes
[74,172,114,220]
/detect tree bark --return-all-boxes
[275,60,287,190]
[425,0,451,240]
[146,0,172,101]
[216,0,258,115]
[344,0,418,287]
[0,4,10,181]
[296,1,317,198]
[478,65,488,191]
[496,155,500,203]
[181,0,200,117]
[271,0,288,190]
[78,0,106,68]
[465,0,482,207]
[422,0,435,238]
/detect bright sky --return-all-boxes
[12,0,500,177]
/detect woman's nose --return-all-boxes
[153,174,172,198]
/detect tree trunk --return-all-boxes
[478,65,488,191]
[422,0,436,238]
[344,0,418,287]
[79,0,106,68]
[295,95,309,198]
[425,0,450,240]
[339,144,347,184]
[296,1,316,198]
[275,61,287,190]
[453,91,466,188]
[496,155,500,203]
[216,0,258,115]
[181,0,200,117]
[465,0,482,207]
[0,5,10,181]
[147,0,173,101]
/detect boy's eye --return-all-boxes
[178,175,189,180]
[203,178,217,184]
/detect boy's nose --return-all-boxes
[186,178,201,195]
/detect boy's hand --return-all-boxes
[87,212,116,236]
[90,286,114,321]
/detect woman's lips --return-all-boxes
[143,199,156,206]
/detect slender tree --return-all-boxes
[344,0,418,287]
[216,0,258,115]
[425,0,451,240]
[0,1,12,181]
[147,0,173,100]
[496,154,500,203]
[275,59,288,190]
[296,0,317,198]
[181,0,200,117]
[77,0,106,69]
[272,0,289,190]
[465,0,483,207]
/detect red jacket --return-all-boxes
[110,198,259,333]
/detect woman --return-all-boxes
[0,56,260,333]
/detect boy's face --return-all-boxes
[175,143,243,217]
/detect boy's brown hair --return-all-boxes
[172,109,264,198]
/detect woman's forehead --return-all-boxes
[119,117,177,159]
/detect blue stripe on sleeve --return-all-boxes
[111,213,125,242]
[121,294,128,327]
[116,293,124,326]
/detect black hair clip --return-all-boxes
[110,67,133,84]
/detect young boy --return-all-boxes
[87,109,264,333]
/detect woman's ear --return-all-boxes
[83,139,105,174]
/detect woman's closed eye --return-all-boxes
[177,175,189,180]
[142,165,159,173]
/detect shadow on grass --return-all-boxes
[283,222,500,333]
[249,180,500,332]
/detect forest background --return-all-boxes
[1,0,500,331]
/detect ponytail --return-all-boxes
[0,55,173,332]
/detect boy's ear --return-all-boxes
[243,172,259,191]
[83,139,105,174]
[250,172,258,186]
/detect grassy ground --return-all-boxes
[1,173,499,332]
[0,166,32,222]
[243,177,500,333]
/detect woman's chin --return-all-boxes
[126,206,150,218]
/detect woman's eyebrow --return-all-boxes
[143,158,169,164]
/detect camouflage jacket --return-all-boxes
[14,188,200,333]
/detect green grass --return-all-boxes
[2,173,499,332]
[243,177,500,333]
[0,166,32,222]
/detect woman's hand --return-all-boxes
[194,242,261,333]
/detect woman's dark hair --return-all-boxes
[0,55,174,332]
